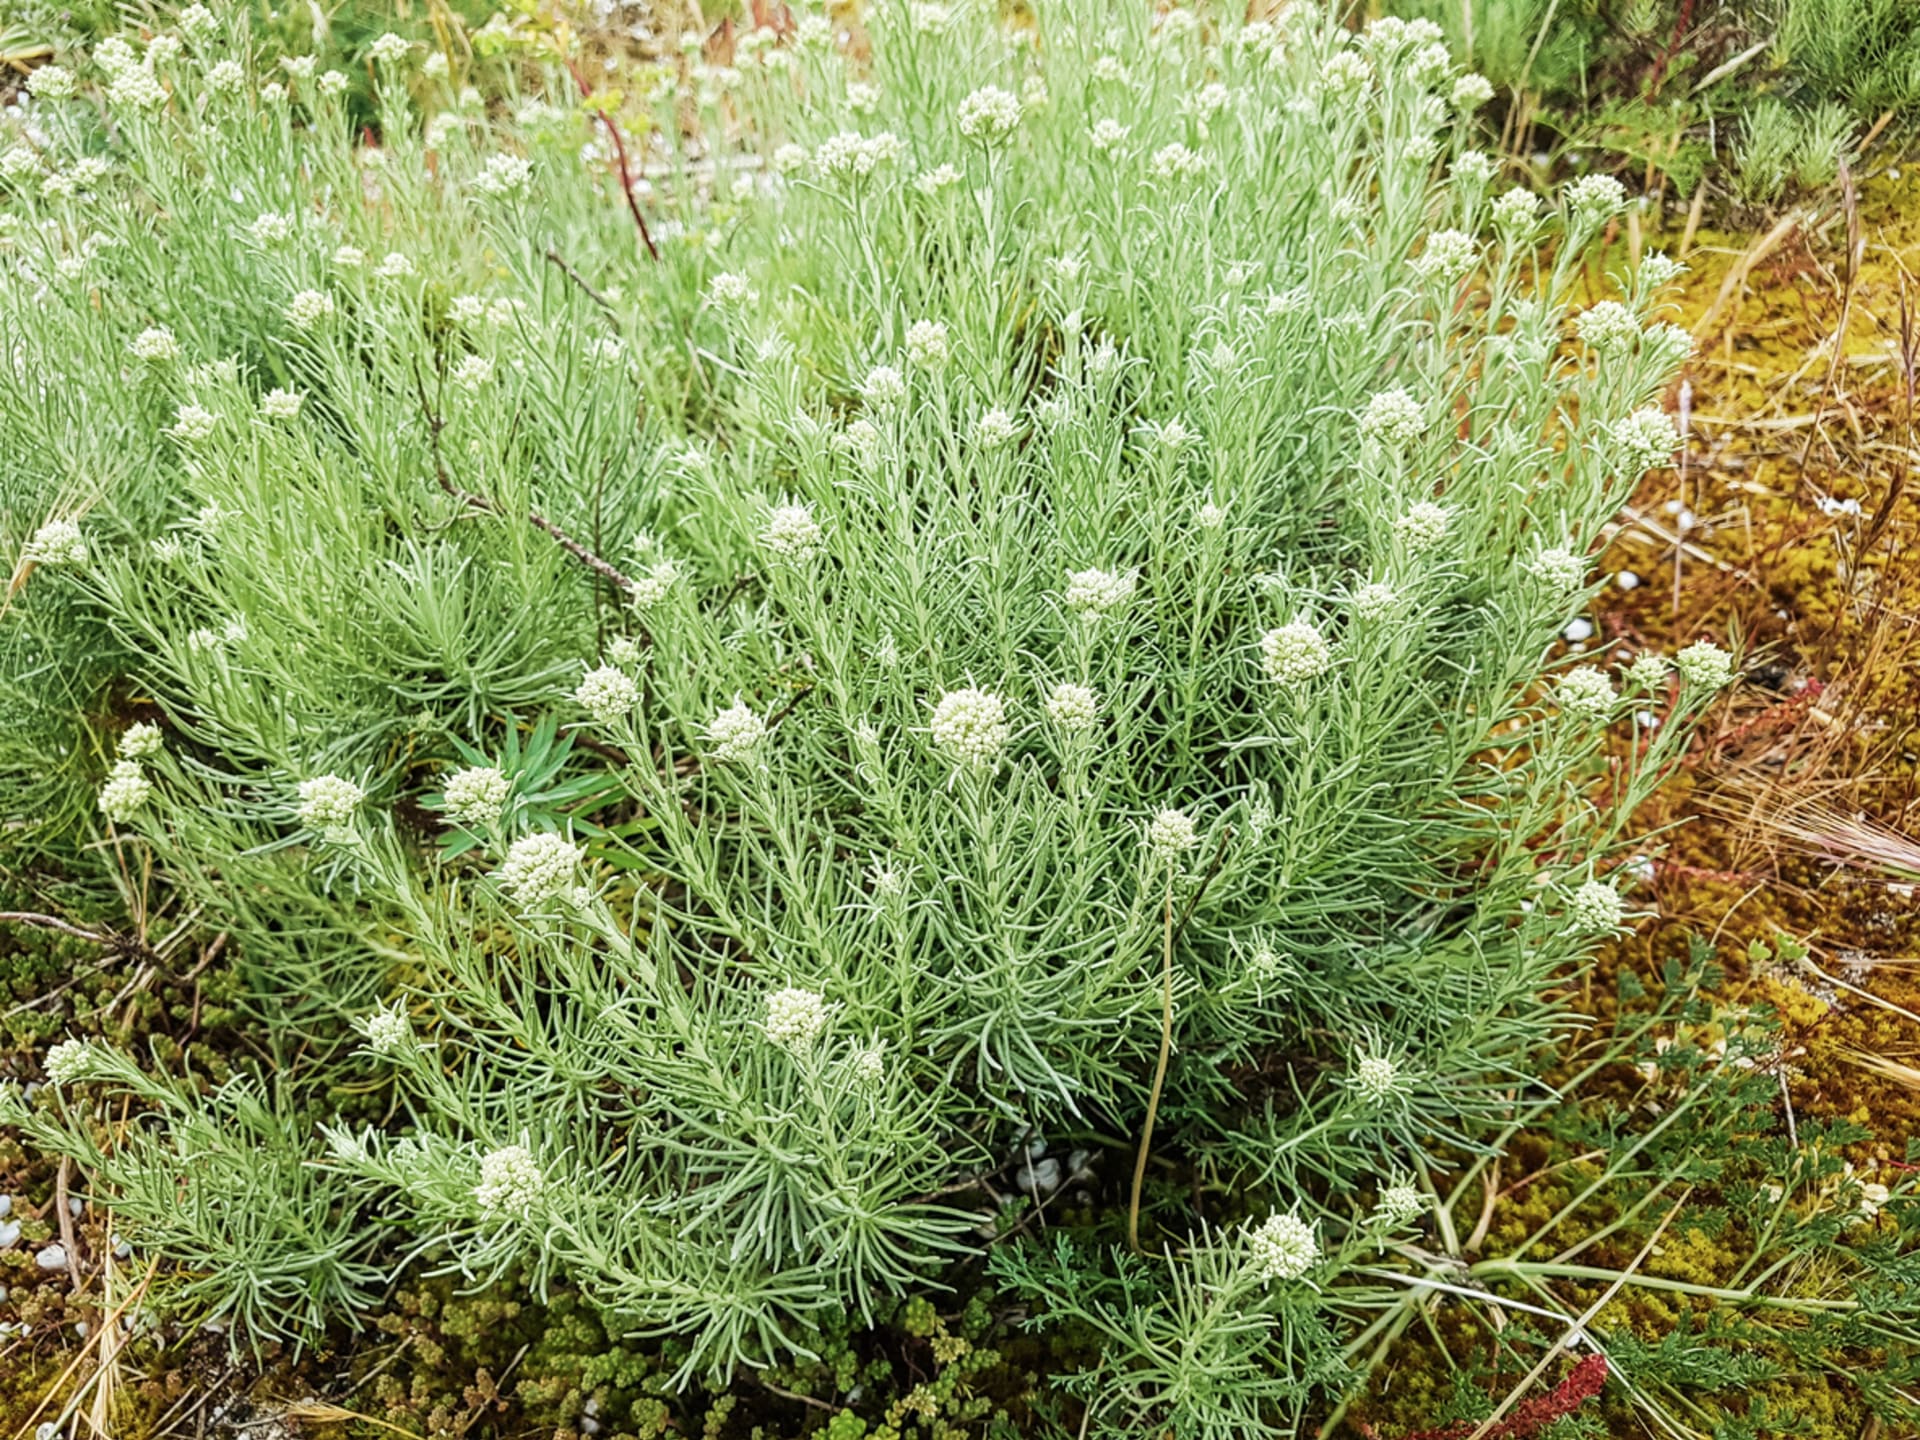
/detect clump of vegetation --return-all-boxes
[2,2,1917,1436]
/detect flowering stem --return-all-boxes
[1127,880,1176,1254]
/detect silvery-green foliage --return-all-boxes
[0,0,1721,1399]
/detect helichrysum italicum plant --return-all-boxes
[0,0,1742,1409]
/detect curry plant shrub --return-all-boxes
[2,0,1726,1409]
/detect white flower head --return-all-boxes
[1348,1048,1406,1105]
[905,319,950,369]
[930,687,1010,770]
[107,66,168,110]
[708,271,759,307]
[27,65,78,99]
[957,85,1022,144]
[1247,1211,1319,1283]
[443,765,510,826]
[629,557,681,609]
[169,403,220,443]
[1556,665,1617,721]
[260,388,303,420]
[1626,652,1670,693]
[1395,501,1451,554]
[373,251,415,280]
[1576,300,1641,357]
[1064,567,1136,619]
[1351,582,1400,621]
[296,774,364,837]
[1375,1181,1426,1226]
[1145,807,1200,866]
[705,699,768,763]
[1527,547,1587,589]
[1491,186,1541,235]
[45,1039,98,1086]
[284,289,336,331]
[761,501,824,562]
[356,1001,413,1055]
[205,58,245,94]
[471,153,533,198]
[1566,173,1626,228]
[368,32,412,66]
[1675,641,1735,691]
[974,407,1020,449]
[1613,408,1679,474]
[1260,622,1332,684]
[1090,118,1130,152]
[475,1143,543,1218]
[1149,143,1206,181]
[449,355,493,392]
[129,326,181,363]
[26,519,88,566]
[119,723,164,760]
[574,664,638,724]
[1045,682,1100,733]
[861,364,907,409]
[1567,878,1626,934]
[496,832,583,907]
[765,986,829,1054]
[247,213,294,249]
[1412,229,1477,284]
[1358,387,1424,448]
[98,759,152,824]
[1452,73,1494,111]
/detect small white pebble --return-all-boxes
[35,1243,67,1271]
[0,1219,20,1247]
[1615,571,1641,590]
[1636,710,1660,730]
[67,1197,82,1218]
[1563,617,1594,643]
[1018,1156,1064,1197]
[0,1195,11,1217]
[112,1236,131,1260]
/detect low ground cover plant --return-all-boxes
[2,2,1914,1434]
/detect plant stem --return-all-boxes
[1128,881,1176,1254]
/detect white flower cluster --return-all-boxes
[356,1001,413,1055]
[861,364,907,408]
[1527,547,1587,589]
[169,403,218,442]
[1575,300,1641,357]
[761,502,824,562]
[705,699,768,763]
[1675,641,1735,690]
[285,289,336,331]
[129,325,180,364]
[475,1143,544,1218]
[1567,878,1626,933]
[45,1038,98,1086]
[813,130,905,183]
[974,408,1019,449]
[98,759,153,824]
[1351,582,1400,621]
[629,557,681,609]
[905,319,949,369]
[957,85,1022,143]
[1376,1181,1426,1226]
[296,774,364,838]
[1395,501,1451,554]
[1045,682,1100,733]
[708,271,758,307]
[1412,229,1477,284]
[1349,1049,1404,1105]
[764,986,828,1053]
[119,722,163,759]
[443,765,510,826]
[1260,622,1332,684]
[27,519,88,566]
[574,664,638,724]
[1358,386,1424,448]
[1145,808,1199,866]
[1556,666,1617,721]
[1613,408,1679,473]
[260,388,303,420]
[1064,567,1135,618]
[496,832,581,907]
[1566,174,1627,228]
[1246,1211,1319,1283]
[1491,186,1542,235]
[930,687,1010,769]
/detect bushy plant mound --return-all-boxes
[0,0,1736,1424]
